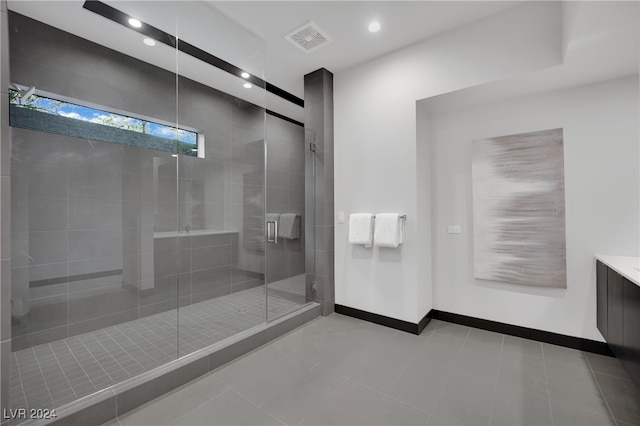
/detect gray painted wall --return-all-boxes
[8,12,305,350]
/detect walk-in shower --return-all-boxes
[2,1,317,422]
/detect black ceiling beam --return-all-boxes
[82,0,304,108]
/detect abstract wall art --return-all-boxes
[472,128,566,288]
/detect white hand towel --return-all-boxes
[278,213,300,239]
[374,213,403,248]
[348,214,374,248]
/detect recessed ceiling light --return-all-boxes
[243,82,252,89]
[241,72,250,79]
[128,18,142,28]
[368,21,381,33]
[143,38,156,47]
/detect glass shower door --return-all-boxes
[265,125,314,320]
[175,1,268,357]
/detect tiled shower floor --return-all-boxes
[9,275,306,414]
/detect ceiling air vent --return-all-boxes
[285,21,332,54]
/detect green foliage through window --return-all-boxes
[9,89,199,156]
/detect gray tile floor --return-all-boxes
[9,275,306,417]
[106,314,640,426]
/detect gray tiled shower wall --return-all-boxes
[1,0,12,416]
[304,69,334,315]
[8,12,305,350]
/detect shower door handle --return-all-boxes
[267,221,278,244]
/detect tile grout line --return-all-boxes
[378,329,435,421]
[74,337,116,387]
[487,334,505,426]
[9,284,304,416]
[101,328,147,372]
[235,406,286,426]
[134,317,518,426]
[426,325,471,425]
[584,352,619,426]
[545,349,626,422]
[110,325,167,366]
[13,352,28,410]
[88,331,134,383]
[541,343,556,426]
[62,338,104,391]
[30,348,55,410]
[253,359,323,426]
[117,299,310,424]
[144,304,183,354]
[47,342,79,401]
[346,329,402,425]
[308,319,452,425]
[266,318,366,425]
[369,327,434,426]
[167,386,236,426]
[289,361,352,424]
[348,360,431,422]
[176,319,217,355]
[107,327,159,369]
[131,319,177,360]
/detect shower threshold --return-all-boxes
[8,275,316,426]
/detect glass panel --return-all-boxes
[5,0,310,416]
[8,1,179,414]
[264,120,309,321]
[306,129,321,306]
[175,3,267,357]
[311,130,326,309]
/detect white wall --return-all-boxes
[334,2,562,323]
[424,76,639,341]
[415,101,434,319]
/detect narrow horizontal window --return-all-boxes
[9,87,201,157]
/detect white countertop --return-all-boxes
[154,230,238,239]
[595,255,640,287]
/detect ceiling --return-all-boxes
[209,1,520,97]
[420,1,640,113]
[7,0,520,120]
[6,1,638,121]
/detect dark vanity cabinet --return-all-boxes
[596,260,640,387]
[597,261,608,339]
[607,268,625,353]
[623,278,640,386]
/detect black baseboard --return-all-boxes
[334,305,613,357]
[417,310,433,335]
[431,310,614,357]
[334,304,431,335]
